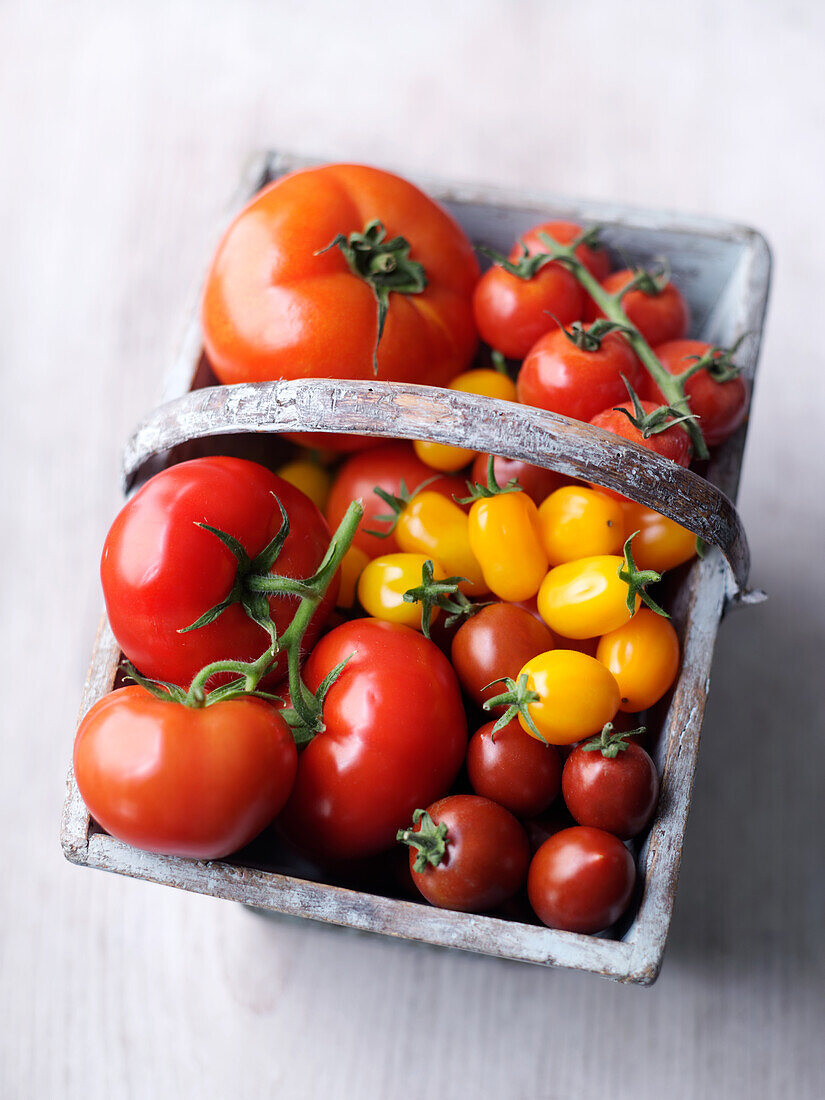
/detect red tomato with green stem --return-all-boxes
[528,826,636,933]
[279,619,468,861]
[588,398,692,501]
[466,717,561,818]
[73,687,297,859]
[592,268,689,347]
[562,724,659,840]
[398,795,530,912]
[101,457,337,689]
[517,321,645,423]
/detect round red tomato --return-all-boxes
[517,327,644,423]
[202,164,479,393]
[74,687,297,859]
[400,795,530,912]
[588,401,692,501]
[644,339,749,447]
[528,826,636,933]
[562,733,659,840]
[279,619,468,861]
[467,717,561,817]
[594,269,688,346]
[325,441,467,559]
[102,457,337,689]
[451,602,555,710]
[470,453,570,506]
[473,221,594,359]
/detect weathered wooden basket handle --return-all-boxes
[122,378,756,600]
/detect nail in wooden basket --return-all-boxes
[61,151,771,984]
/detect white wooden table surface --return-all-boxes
[3,1,824,1097]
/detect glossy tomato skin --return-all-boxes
[73,687,297,859]
[101,457,336,688]
[588,402,692,502]
[517,650,621,745]
[517,329,644,423]
[528,826,636,933]
[396,491,487,596]
[594,270,689,346]
[325,442,467,559]
[406,795,531,912]
[537,555,641,639]
[279,619,467,861]
[537,486,625,565]
[645,339,749,447]
[202,165,478,394]
[467,718,561,817]
[357,553,446,631]
[451,602,554,710]
[619,502,697,573]
[597,608,680,712]
[471,453,570,506]
[562,741,659,840]
[468,491,549,602]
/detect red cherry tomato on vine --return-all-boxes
[101,457,336,689]
[517,327,644,423]
[593,269,689,346]
[325,442,467,559]
[644,339,749,447]
[399,795,530,912]
[562,729,660,840]
[450,602,554,710]
[588,401,692,502]
[467,718,561,818]
[279,619,467,861]
[74,687,297,859]
[528,826,636,933]
[472,221,607,359]
[471,453,571,506]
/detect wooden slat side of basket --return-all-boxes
[61,152,771,984]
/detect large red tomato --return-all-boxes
[102,457,336,688]
[279,619,468,860]
[201,164,479,390]
[74,687,297,859]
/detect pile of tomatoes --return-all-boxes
[74,162,750,939]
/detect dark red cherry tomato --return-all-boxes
[594,269,688,346]
[588,400,691,501]
[101,456,336,688]
[467,717,561,817]
[451,602,555,710]
[325,441,468,559]
[562,728,659,840]
[279,619,467,861]
[517,327,644,423]
[471,453,570,506]
[528,826,636,933]
[399,795,530,912]
[74,687,297,859]
[644,339,749,447]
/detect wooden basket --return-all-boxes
[61,152,771,984]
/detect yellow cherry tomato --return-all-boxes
[596,608,681,712]
[517,650,621,745]
[538,486,625,565]
[357,553,446,632]
[413,368,517,472]
[336,545,370,609]
[468,491,549,602]
[396,491,488,596]
[276,458,331,511]
[537,555,640,639]
[620,502,697,573]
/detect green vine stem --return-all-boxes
[532,229,711,461]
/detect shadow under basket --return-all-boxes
[61,151,771,985]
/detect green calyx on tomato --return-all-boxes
[679,333,747,386]
[482,673,544,743]
[618,532,668,618]
[401,558,479,639]
[582,721,647,759]
[612,375,695,439]
[534,227,710,460]
[397,808,450,872]
[316,219,428,374]
[365,476,438,538]
[457,453,523,504]
[478,224,603,282]
[557,318,633,353]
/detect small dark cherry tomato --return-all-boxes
[467,717,561,817]
[644,339,749,447]
[451,602,555,710]
[562,726,660,840]
[593,269,688,346]
[517,327,645,423]
[399,795,530,912]
[471,453,571,506]
[528,826,636,933]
